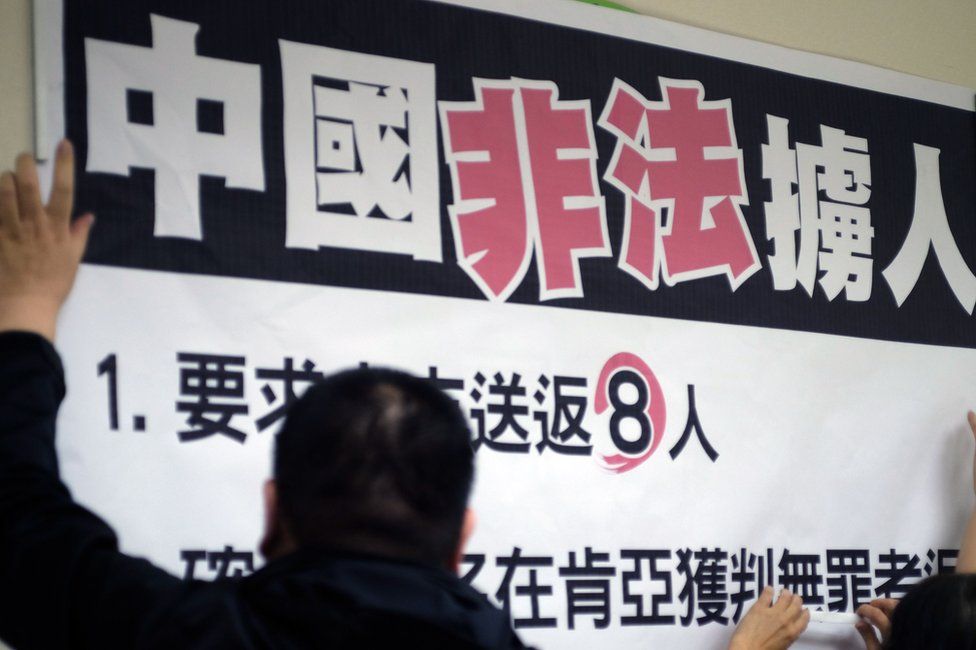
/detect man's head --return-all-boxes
[261,367,476,570]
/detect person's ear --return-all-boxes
[259,479,294,560]
[450,508,477,574]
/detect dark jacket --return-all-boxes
[0,332,525,649]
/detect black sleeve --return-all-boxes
[0,332,184,649]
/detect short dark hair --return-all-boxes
[273,367,474,566]
[886,573,976,650]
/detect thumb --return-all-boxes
[968,410,976,439]
[70,213,95,256]
[856,622,882,650]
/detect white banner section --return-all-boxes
[55,265,976,649]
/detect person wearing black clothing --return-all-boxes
[0,143,805,649]
[0,327,528,648]
[0,142,523,649]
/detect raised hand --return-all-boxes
[0,140,93,341]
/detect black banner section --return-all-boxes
[64,0,976,347]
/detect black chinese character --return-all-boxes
[535,375,593,456]
[730,548,758,623]
[180,546,254,580]
[207,545,254,579]
[495,547,557,628]
[922,548,958,576]
[669,384,718,461]
[874,549,921,599]
[181,549,207,580]
[461,553,486,587]
[778,550,824,606]
[620,549,675,626]
[559,547,616,629]
[688,548,730,625]
[176,353,249,443]
[427,366,465,407]
[471,373,532,453]
[826,549,871,611]
[255,357,323,431]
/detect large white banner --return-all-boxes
[37,0,976,647]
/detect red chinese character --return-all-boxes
[440,80,609,301]
[599,78,760,290]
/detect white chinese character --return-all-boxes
[279,42,440,261]
[762,116,874,301]
[313,82,411,220]
[882,144,976,314]
[762,116,800,291]
[85,15,264,240]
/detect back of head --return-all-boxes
[273,367,474,567]
[886,573,976,650]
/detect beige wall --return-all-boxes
[0,0,32,164]
[617,0,976,91]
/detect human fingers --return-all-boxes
[784,593,803,619]
[775,606,809,650]
[757,585,774,607]
[46,140,75,227]
[870,598,898,618]
[13,153,45,228]
[0,172,20,236]
[855,621,882,650]
[794,608,811,635]
[69,213,95,260]
[773,589,794,611]
[856,604,891,640]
